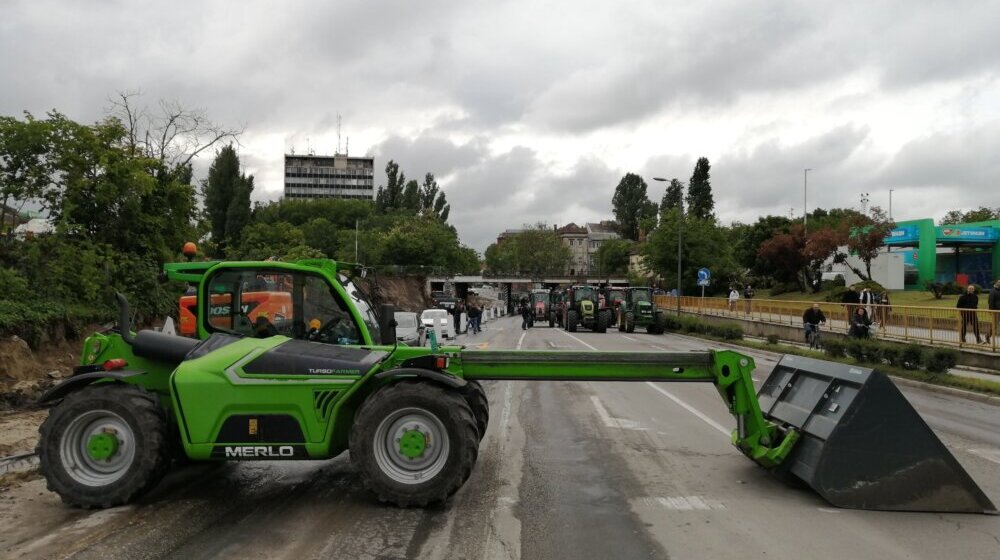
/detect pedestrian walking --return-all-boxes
[743,284,754,315]
[469,304,482,334]
[728,287,739,312]
[988,279,1000,344]
[957,284,982,344]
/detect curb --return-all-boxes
[0,452,39,476]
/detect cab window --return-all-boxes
[204,268,362,345]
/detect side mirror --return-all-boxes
[378,304,397,345]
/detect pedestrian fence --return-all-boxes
[653,295,1000,354]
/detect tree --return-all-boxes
[0,115,51,233]
[375,160,405,212]
[644,208,736,294]
[202,144,252,257]
[401,179,420,213]
[757,225,844,292]
[686,157,714,220]
[846,206,894,280]
[660,178,684,213]
[594,238,632,275]
[483,223,572,276]
[732,215,792,274]
[941,206,1000,224]
[611,173,657,241]
[108,91,241,169]
[233,221,306,260]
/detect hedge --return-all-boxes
[822,337,959,374]
[0,299,114,349]
[664,314,743,340]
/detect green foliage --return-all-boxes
[766,334,779,345]
[659,179,684,213]
[484,223,571,276]
[202,144,253,257]
[233,221,306,260]
[594,238,632,275]
[685,157,714,220]
[924,348,958,374]
[0,267,30,301]
[644,209,737,295]
[901,344,924,369]
[940,207,1000,225]
[845,207,894,281]
[731,215,791,274]
[823,338,846,358]
[611,173,657,241]
[661,314,742,340]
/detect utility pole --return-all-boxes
[860,192,870,216]
[355,219,359,262]
[889,189,894,220]
[804,168,812,235]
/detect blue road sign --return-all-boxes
[697,268,711,287]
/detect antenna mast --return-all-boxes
[337,113,342,155]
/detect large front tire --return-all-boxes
[595,310,609,333]
[350,381,479,507]
[37,384,171,509]
[625,312,636,333]
[649,312,665,334]
[567,310,579,332]
[462,380,490,442]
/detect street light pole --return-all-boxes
[889,189,894,220]
[653,177,682,315]
[804,168,812,235]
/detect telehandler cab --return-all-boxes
[35,258,995,514]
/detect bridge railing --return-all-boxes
[654,295,1000,353]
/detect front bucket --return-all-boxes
[758,355,996,514]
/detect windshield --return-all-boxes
[339,275,380,343]
[609,290,624,301]
[633,289,652,303]
[531,292,550,304]
[575,287,595,300]
[395,314,417,328]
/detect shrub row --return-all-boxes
[663,314,744,340]
[822,338,959,373]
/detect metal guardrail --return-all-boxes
[654,295,1000,354]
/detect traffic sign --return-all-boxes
[697,268,711,287]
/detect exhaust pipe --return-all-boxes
[115,292,135,346]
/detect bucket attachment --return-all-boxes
[758,355,996,514]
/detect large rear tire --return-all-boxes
[37,384,171,509]
[649,312,665,334]
[595,310,608,333]
[567,310,579,332]
[462,380,489,442]
[618,310,626,332]
[350,381,479,507]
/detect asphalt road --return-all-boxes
[1,315,998,559]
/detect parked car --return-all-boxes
[420,308,453,340]
[393,311,425,347]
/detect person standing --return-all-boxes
[728,286,739,312]
[521,300,533,331]
[859,287,875,319]
[877,290,892,330]
[452,300,465,336]
[841,285,860,318]
[988,279,1000,344]
[469,304,482,334]
[743,284,754,315]
[957,284,981,344]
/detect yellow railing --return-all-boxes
[654,295,1000,354]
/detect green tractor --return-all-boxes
[560,285,610,333]
[33,257,995,514]
[618,287,666,334]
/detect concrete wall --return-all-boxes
[824,247,905,289]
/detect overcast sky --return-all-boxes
[3,0,999,251]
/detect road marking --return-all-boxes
[557,329,598,350]
[621,335,638,342]
[645,382,730,437]
[648,344,668,351]
[968,448,1000,465]
[516,331,526,350]
[633,496,727,511]
[818,508,843,514]
[590,396,643,430]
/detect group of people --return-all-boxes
[840,286,892,327]
[449,300,483,336]
[727,285,755,314]
[956,280,1000,345]
[800,302,873,340]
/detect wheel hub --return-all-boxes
[86,431,120,461]
[399,429,427,459]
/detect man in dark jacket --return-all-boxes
[841,285,860,315]
[957,284,981,344]
[988,279,1000,344]
[802,303,826,342]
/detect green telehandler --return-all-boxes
[618,287,665,334]
[35,258,995,514]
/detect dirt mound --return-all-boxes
[0,335,82,412]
